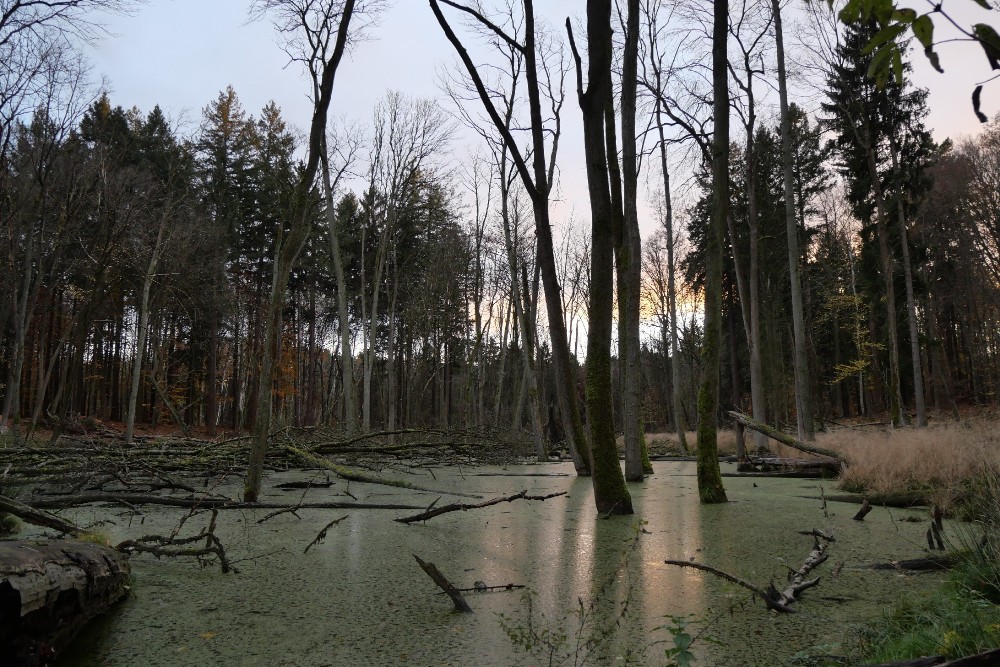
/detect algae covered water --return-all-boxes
[53,461,946,666]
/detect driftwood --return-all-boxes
[413,554,473,612]
[664,559,794,612]
[0,539,131,665]
[766,537,828,608]
[395,490,567,524]
[727,412,845,462]
[116,509,234,573]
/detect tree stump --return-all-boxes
[0,540,131,665]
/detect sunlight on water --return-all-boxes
[55,460,947,666]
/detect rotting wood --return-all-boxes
[395,490,566,524]
[0,539,130,664]
[727,412,844,462]
[0,493,82,535]
[452,582,525,593]
[854,499,873,521]
[413,554,473,612]
[116,509,234,573]
[767,537,828,608]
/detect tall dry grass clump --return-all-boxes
[825,421,1000,510]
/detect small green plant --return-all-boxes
[660,616,696,667]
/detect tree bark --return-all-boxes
[569,0,633,513]
[889,137,926,427]
[773,0,814,440]
[696,0,729,504]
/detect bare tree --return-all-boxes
[430,0,593,475]
[245,0,362,502]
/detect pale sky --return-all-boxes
[86,0,998,240]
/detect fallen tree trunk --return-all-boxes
[282,445,482,498]
[799,492,929,508]
[395,490,566,524]
[727,412,844,462]
[864,555,959,571]
[0,539,130,665]
[0,494,82,536]
[30,493,425,511]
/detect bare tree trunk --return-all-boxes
[246,0,357,502]
[568,0,633,514]
[772,0,813,440]
[430,0,591,474]
[889,139,926,427]
[652,63,688,453]
[320,145,356,433]
[619,0,645,481]
[695,0,729,504]
[126,216,167,444]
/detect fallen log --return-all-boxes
[29,493,425,511]
[864,555,959,571]
[413,555,473,612]
[282,445,482,498]
[395,490,566,524]
[0,494,82,536]
[0,539,130,665]
[666,531,832,613]
[723,470,829,479]
[727,412,845,462]
[799,492,929,509]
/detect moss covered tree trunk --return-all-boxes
[571,0,633,514]
[696,0,729,504]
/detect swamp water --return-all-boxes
[51,461,947,666]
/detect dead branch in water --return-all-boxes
[116,509,234,573]
[395,490,567,524]
[303,515,350,554]
[413,554,473,612]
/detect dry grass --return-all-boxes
[645,417,1000,510]
[641,430,741,456]
[821,421,1000,509]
